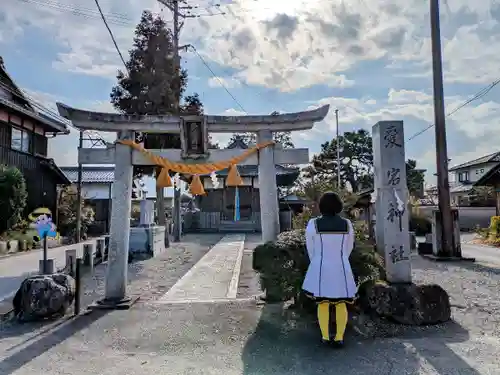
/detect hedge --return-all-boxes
[252,228,386,305]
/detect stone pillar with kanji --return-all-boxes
[373,121,412,284]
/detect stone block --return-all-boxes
[373,120,412,284]
[362,282,451,325]
[13,273,75,322]
[431,209,461,256]
[65,249,77,275]
[39,259,54,274]
[128,225,166,261]
[96,238,105,259]
[83,243,95,269]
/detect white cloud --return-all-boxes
[207,76,241,89]
[2,0,500,183]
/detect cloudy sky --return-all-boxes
[1,0,500,184]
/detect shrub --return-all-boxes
[292,207,312,230]
[57,186,95,241]
[253,226,386,305]
[409,213,432,236]
[0,165,28,234]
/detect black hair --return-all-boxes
[318,191,343,216]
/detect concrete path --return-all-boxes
[0,239,96,302]
[462,243,500,267]
[157,234,245,304]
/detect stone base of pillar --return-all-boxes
[420,254,476,262]
[88,295,140,311]
[426,209,475,262]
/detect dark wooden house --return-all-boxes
[188,137,300,232]
[0,57,70,218]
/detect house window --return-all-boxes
[458,171,469,182]
[11,127,31,153]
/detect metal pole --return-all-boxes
[74,258,82,315]
[76,131,84,243]
[42,234,48,274]
[335,109,341,189]
[430,0,454,257]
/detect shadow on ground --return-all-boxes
[0,310,109,375]
[241,300,480,375]
[0,234,224,373]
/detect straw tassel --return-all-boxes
[226,164,243,186]
[156,168,173,188]
[189,175,206,196]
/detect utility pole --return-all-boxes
[430,0,454,257]
[335,109,341,189]
[172,0,182,242]
[158,0,195,242]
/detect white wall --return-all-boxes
[79,175,185,199]
[452,162,497,183]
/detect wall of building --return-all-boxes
[452,162,498,183]
[203,176,260,189]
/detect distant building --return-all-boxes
[425,152,500,206]
[188,135,300,233]
[60,166,191,233]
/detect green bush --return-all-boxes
[409,213,432,236]
[0,165,28,235]
[253,227,386,305]
[57,186,95,241]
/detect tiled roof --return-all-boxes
[450,183,474,193]
[449,152,500,171]
[208,164,299,177]
[60,166,115,183]
[226,136,249,149]
[0,57,69,134]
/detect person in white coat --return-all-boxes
[302,192,357,347]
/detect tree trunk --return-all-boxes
[157,186,166,226]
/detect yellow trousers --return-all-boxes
[317,301,348,342]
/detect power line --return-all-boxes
[15,0,135,27]
[189,45,247,113]
[406,78,500,141]
[93,0,128,71]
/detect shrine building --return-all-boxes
[185,135,300,233]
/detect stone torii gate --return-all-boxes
[57,103,329,307]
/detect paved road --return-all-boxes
[0,240,94,302]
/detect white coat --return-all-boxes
[302,216,357,300]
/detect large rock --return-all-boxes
[13,274,75,322]
[362,282,451,325]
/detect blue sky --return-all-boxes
[1,0,500,186]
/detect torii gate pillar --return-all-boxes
[258,129,280,242]
[105,131,134,304]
